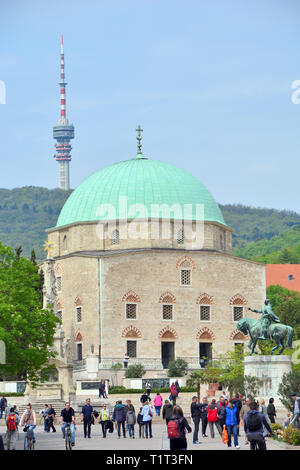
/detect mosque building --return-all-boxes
[44,128,265,381]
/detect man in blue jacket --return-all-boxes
[244,402,274,450]
[112,400,127,438]
[225,400,239,448]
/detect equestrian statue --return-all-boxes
[237,299,294,355]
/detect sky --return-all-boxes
[0,0,300,212]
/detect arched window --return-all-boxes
[197,293,214,322]
[63,235,67,250]
[230,294,247,322]
[111,229,120,245]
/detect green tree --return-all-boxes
[167,358,188,378]
[0,243,59,385]
[187,370,210,401]
[267,285,300,340]
[278,369,300,411]
[125,364,146,379]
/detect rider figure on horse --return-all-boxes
[248,299,280,340]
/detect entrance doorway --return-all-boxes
[199,342,212,368]
[161,342,175,369]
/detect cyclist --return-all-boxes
[244,401,274,450]
[60,402,76,447]
[20,403,37,444]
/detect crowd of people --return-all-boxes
[0,388,299,450]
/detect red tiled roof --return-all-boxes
[266,264,300,292]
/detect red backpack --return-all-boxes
[167,418,183,439]
[7,414,17,431]
[208,405,218,422]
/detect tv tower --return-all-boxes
[53,35,74,190]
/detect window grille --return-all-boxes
[233,306,243,322]
[112,229,120,245]
[56,276,62,292]
[76,306,82,323]
[177,229,184,244]
[126,304,137,319]
[162,304,173,320]
[57,310,62,322]
[181,269,191,285]
[127,341,137,358]
[200,305,211,321]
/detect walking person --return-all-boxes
[137,407,145,438]
[126,404,136,438]
[154,392,163,416]
[190,396,201,444]
[290,392,300,429]
[232,394,242,436]
[200,397,208,437]
[145,381,152,397]
[140,390,149,405]
[207,399,222,438]
[267,398,276,424]
[5,407,19,450]
[175,379,180,397]
[225,399,239,449]
[162,400,173,426]
[41,404,49,432]
[217,396,227,431]
[98,404,110,438]
[60,402,76,447]
[141,401,153,439]
[123,353,129,369]
[112,400,127,438]
[81,398,94,438]
[0,396,7,420]
[20,403,37,444]
[258,398,270,437]
[98,380,106,399]
[46,404,56,433]
[240,398,251,444]
[244,401,273,450]
[170,383,178,406]
[168,405,192,450]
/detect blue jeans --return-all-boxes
[128,424,135,437]
[28,425,36,440]
[226,424,238,447]
[44,418,48,431]
[144,420,152,438]
[61,422,75,445]
[155,406,161,416]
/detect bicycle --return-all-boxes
[64,423,72,451]
[23,424,35,450]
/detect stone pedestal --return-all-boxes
[244,355,292,407]
[86,354,99,379]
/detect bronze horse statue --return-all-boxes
[237,317,294,355]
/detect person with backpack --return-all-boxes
[0,396,7,420]
[6,406,19,450]
[244,401,273,450]
[162,400,173,426]
[126,404,136,439]
[225,399,239,449]
[140,390,149,405]
[207,399,222,438]
[168,405,192,450]
[141,401,153,439]
[137,407,145,438]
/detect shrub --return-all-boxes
[283,426,300,446]
[167,358,188,378]
[124,364,146,379]
[270,423,284,432]
[278,369,300,411]
[0,392,24,397]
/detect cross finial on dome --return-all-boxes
[136,125,143,154]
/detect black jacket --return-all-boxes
[190,402,201,419]
[169,413,192,450]
[163,404,173,420]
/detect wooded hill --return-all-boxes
[0,187,299,262]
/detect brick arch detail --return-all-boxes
[121,325,142,338]
[122,290,141,303]
[230,294,247,306]
[196,293,214,305]
[196,327,216,341]
[176,256,196,270]
[74,295,83,306]
[158,326,178,340]
[159,291,176,304]
[230,329,248,341]
[75,330,83,342]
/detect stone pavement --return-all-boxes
[0,421,286,450]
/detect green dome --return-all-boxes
[56,154,226,227]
